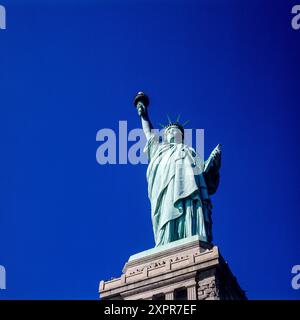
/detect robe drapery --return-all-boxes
[144,134,220,247]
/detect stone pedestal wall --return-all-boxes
[99,238,246,300]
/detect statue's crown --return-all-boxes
[159,115,189,135]
[164,122,185,133]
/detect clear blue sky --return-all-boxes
[0,0,299,299]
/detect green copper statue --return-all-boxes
[134,92,221,247]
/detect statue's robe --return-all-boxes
[144,135,220,247]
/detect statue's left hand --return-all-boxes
[211,144,221,168]
[204,144,221,172]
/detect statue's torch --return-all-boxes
[134,92,150,117]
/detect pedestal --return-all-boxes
[99,236,246,300]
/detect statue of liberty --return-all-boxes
[134,92,221,247]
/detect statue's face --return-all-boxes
[165,126,183,144]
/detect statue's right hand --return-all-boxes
[137,104,146,117]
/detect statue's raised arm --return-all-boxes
[134,92,154,141]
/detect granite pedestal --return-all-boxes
[99,236,246,300]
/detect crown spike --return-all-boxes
[182,119,190,127]
[166,114,172,124]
